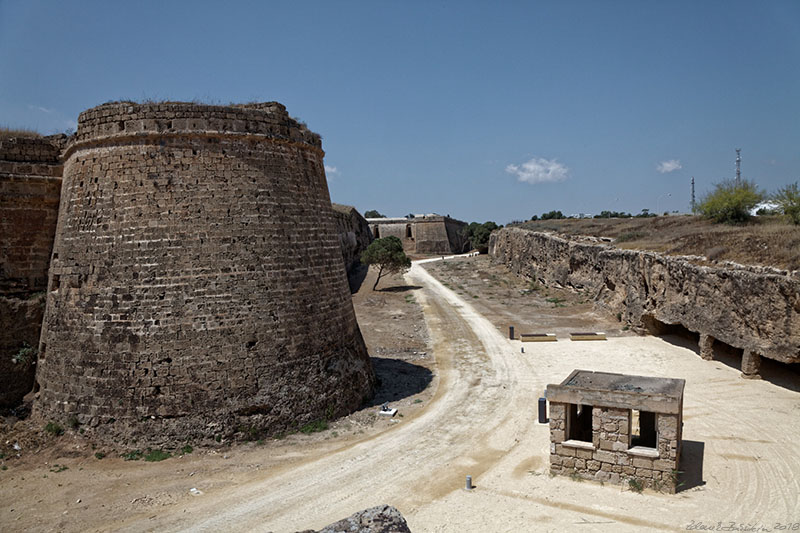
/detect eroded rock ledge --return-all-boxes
[490,228,800,368]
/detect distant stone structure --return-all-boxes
[547,370,685,492]
[0,134,65,407]
[33,101,374,444]
[331,203,373,274]
[491,227,800,373]
[367,214,468,254]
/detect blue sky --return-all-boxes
[2,1,798,223]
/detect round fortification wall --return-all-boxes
[34,102,374,444]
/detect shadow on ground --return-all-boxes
[365,357,433,407]
[678,440,705,492]
[379,285,423,293]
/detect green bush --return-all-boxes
[144,449,171,462]
[299,419,328,434]
[11,342,37,365]
[122,449,144,461]
[698,179,764,224]
[773,182,800,225]
[44,422,64,436]
[541,210,565,220]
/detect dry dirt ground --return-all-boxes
[2,256,799,532]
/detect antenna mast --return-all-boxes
[691,177,696,213]
[735,148,742,184]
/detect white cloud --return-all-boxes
[505,157,569,184]
[28,104,54,114]
[324,165,339,181]
[657,159,682,173]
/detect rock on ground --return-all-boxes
[298,505,411,533]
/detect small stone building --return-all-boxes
[546,370,685,492]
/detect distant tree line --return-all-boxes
[462,221,501,253]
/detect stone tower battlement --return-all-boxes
[68,101,321,149]
[34,101,374,444]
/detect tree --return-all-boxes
[541,210,565,220]
[360,236,411,290]
[462,221,500,253]
[773,182,800,225]
[698,179,764,224]
[364,210,386,218]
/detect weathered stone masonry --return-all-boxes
[33,102,375,444]
[0,135,65,407]
[367,214,468,255]
[491,228,800,373]
[547,370,684,492]
[332,203,373,274]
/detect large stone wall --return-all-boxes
[0,136,64,295]
[0,135,64,407]
[490,227,800,367]
[368,215,468,255]
[331,203,373,274]
[34,102,374,444]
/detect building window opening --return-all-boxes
[406,225,412,239]
[630,409,657,448]
[567,403,593,443]
[374,226,380,238]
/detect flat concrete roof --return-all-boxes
[546,370,685,414]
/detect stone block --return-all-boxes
[593,450,616,463]
[555,444,575,457]
[575,448,593,460]
[632,457,654,469]
[587,460,601,471]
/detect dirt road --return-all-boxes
[5,256,799,532]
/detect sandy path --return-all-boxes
[114,258,525,532]
[114,256,799,532]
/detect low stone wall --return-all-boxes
[490,228,800,367]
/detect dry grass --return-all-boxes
[517,215,800,271]
[0,126,41,140]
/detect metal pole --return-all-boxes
[466,475,473,490]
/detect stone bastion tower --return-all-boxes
[33,101,374,444]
